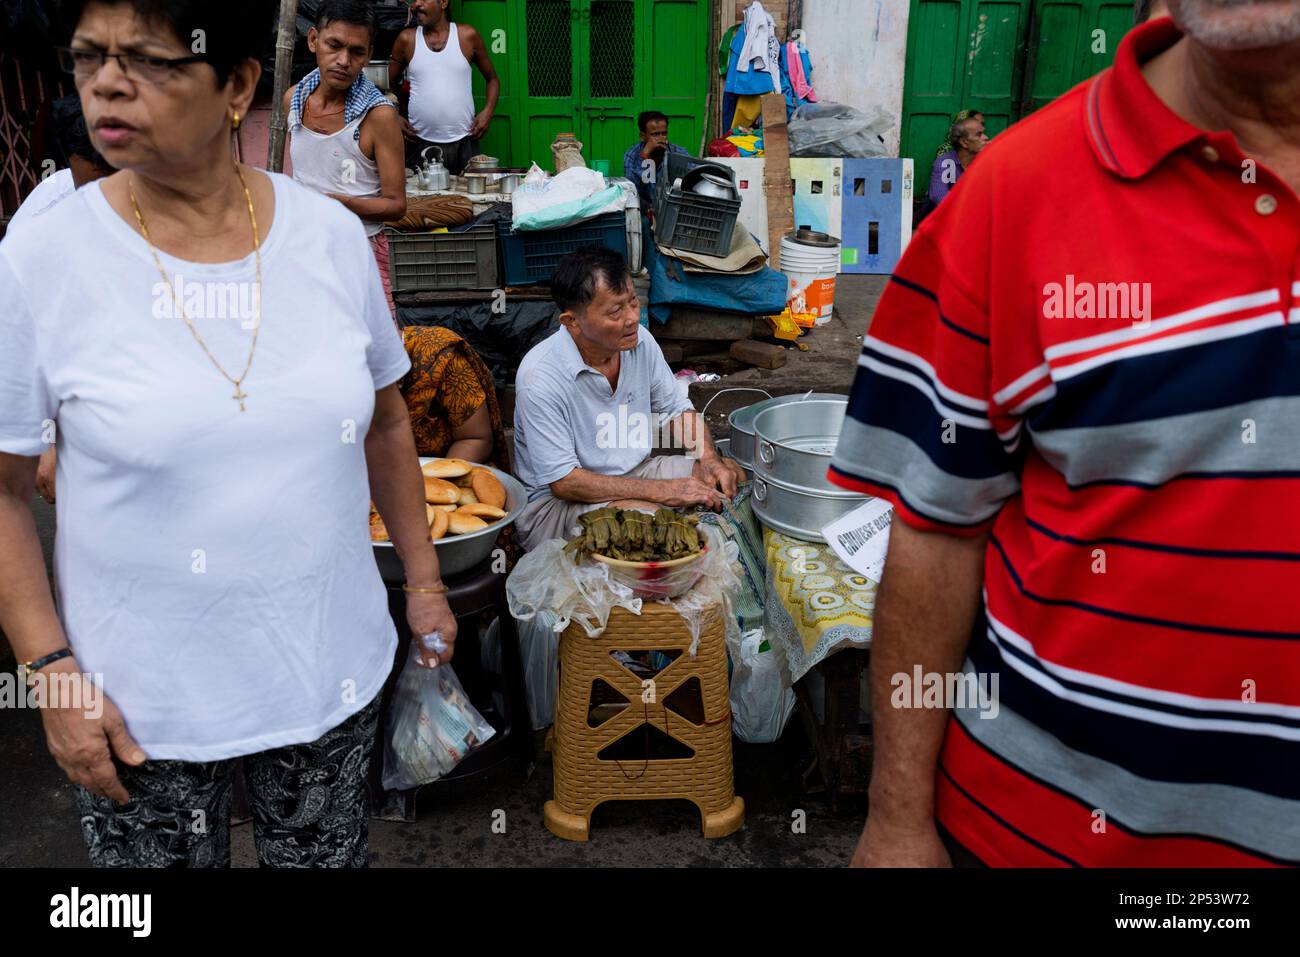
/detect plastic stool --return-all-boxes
[544,602,744,841]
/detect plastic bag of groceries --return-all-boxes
[725,627,796,743]
[381,638,495,791]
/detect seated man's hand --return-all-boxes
[693,455,741,501]
[658,477,725,512]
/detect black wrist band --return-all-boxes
[21,648,73,682]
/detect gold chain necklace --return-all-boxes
[128,166,262,411]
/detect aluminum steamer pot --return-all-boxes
[752,397,851,491]
[727,392,843,470]
[372,462,526,582]
[751,475,867,544]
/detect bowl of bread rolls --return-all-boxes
[370,458,526,580]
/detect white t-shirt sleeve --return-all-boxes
[0,253,55,456]
[353,224,409,389]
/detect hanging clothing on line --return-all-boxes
[787,42,817,102]
[726,2,781,95]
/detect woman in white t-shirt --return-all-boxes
[0,0,456,868]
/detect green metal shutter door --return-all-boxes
[465,0,707,171]
[1022,0,1132,115]
[462,0,518,163]
[899,0,1031,189]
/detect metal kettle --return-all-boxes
[421,145,450,191]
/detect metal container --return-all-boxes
[727,392,843,470]
[751,474,867,543]
[465,155,500,172]
[496,172,522,195]
[373,462,526,582]
[692,172,738,201]
[464,174,488,195]
[363,60,389,91]
[752,398,850,491]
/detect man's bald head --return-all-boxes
[1166,0,1300,49]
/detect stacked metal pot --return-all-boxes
[728,393,871,543]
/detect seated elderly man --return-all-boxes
[513,247,744,551]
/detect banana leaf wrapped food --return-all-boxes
[565,507,703,564]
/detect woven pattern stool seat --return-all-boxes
[544,602,745,841]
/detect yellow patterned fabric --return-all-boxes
[763,530,874,682]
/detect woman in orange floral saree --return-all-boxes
[398,325,510,471]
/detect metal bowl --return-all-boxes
[753,398,850,492]
[728,392,844,470]
[372,461,526,582]
[752,474,868,543]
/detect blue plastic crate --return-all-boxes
[498,212,629,286]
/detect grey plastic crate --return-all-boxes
[386,224,500,293]
[653,154,741,257]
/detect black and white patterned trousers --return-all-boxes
[74,694,381,868]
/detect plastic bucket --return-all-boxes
[781,234,840,327]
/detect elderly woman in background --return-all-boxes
[400,324,509,471]
[0,0,454,868]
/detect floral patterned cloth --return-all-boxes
[763,530,874,682]
[398,325,508,471]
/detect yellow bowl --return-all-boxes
[589,543,708,599]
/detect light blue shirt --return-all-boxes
[513,326,695,500]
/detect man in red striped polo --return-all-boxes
[830,2,1300,866]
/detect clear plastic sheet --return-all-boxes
[506,524,743,657]
[788,102,893,158]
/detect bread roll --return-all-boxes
[471,468,506,509]
[430,507,450,541]
[423,476,460,505]
[457,503,506,520]
[448,512,488,536]
[369,510,389,542]
[422,458,473,479]
[434,504,459,512]
[458,487,478,506]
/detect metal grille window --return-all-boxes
[589,1,635,99]
[526,0,573,98]
[0,52,69,220]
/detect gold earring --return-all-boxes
[232,111,242,131]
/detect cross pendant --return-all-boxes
[232,384,248,412]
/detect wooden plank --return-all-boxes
[729,339,788,369]
[761,92,794,271]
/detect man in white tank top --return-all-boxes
[285,0,407,321]
[388,0,500,175]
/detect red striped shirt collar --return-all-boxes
[1088,17,1209,180]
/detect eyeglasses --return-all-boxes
[56,46,207,85]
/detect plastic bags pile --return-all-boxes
[726,627,796,743]
[507,523,742,655]
[789,102,893,158]
[511,164,627,231]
